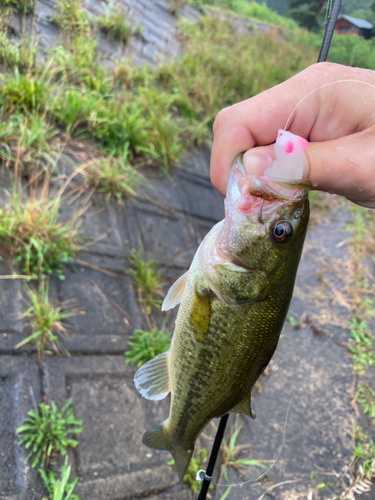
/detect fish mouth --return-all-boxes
[233,155,311,217]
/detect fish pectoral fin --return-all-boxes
[134,350,171,400]
[190,287,211,342]
[231,395,256,419]
[162,271,188,311]
[143,421,193,481]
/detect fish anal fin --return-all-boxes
[134,351,170,401]
[190,288,210,342]
[143,421,193,480]
[162,271,188,311]
[231,395,256,419]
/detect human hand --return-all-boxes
[210,62,375,208]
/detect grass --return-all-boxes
[0,192,80,278]
[2,0,35,15]
[127,250,163,316]
[51,0,89,36]
[347,318,375,375]
[355,385,375,423]
[125,326,172,367]
[16,398,83,468]
[158,16,317,130]
[39,457,81,500]
[220,424,266,482]
[79,154,143,204]
[96,2,133,42]
[168,448,210,492]
[15,284,82,361]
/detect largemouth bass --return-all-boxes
[134,150,310,480]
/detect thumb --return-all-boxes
[242,131,375,208]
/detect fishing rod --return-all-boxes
[196,2,342,499]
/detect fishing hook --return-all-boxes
[258,198,264,225]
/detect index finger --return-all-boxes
[210,71,315,195]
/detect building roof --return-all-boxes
[338,15,373,30]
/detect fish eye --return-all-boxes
[272,221,292,243]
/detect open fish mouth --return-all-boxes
[231,154,311,218]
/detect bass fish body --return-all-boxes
[134,148,310,479]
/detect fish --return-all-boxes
[134,131,311,480]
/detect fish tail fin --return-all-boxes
[143,421,193,480]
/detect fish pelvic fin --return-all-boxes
[162,271,188,311]
[134,350,170,401]
[231,394,256,419]
[143,421,193,481]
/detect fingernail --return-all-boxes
[243,153,273,176]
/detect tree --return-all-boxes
[287,0,327,31]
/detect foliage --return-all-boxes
[125,326,172,367]
[356,385,375,422]
[127,250,163,315]
[15,284,81,360]
[52,0,90,36]
[353,440,375,477]
[220,425,266,482]
[2,0,34,15]
[286,0,326,31]
[0,194,79,278]
[0,67,51,113]
[16,398,83,468]
[79,154,143,204]
[203,0,296,29]
[158,17,316,129]
[96,2,133,41]
[39,457,81,500]
[347,318,375,374]
[329,35,375,69]
[168,448,211,492]
[0,32,19,68]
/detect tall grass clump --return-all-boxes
[158,17,317,128]
[96,2,133,41]
[0,192,80,278]
[203,0,297,29]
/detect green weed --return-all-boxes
[0,67,51,113]
[79,154,143,204]
[127,250,163,315]
[0,32,19,68]
[2,0,34,15]
[220,425,266,482]
[16,398,83,468]
[39,457,81,500]
[0,194,80,278]
[347,318,375,375]
[52,0,89,36]
[353,440,375,477]
[16,284,82,360]
[96,2,132,41]
[125,326,172,367]
[168,448,210,492]
[158,17,317,129]
[355,385,375,423]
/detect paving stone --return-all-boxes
[120,200,199,268]
[59,194,125,258]
[0,259,23,335]
[58,265,141,352]
[45,356,180,500]
[0,356,43,500]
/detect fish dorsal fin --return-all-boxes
[231,394,256,419]
[134,351,171,401]
[161,271,188,311]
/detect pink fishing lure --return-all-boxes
[264,129,309,180]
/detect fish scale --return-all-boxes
[134,149,311,480]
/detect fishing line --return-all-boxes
[211,398,293,490]
[284,79,375,131]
